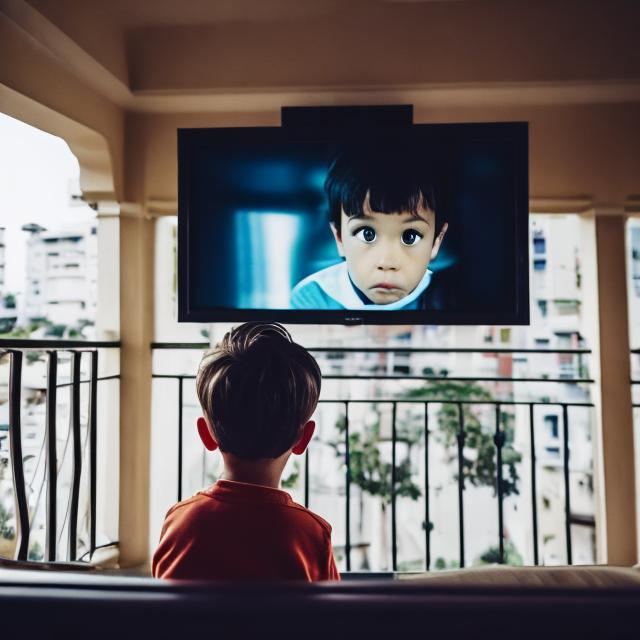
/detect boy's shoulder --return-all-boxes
[162,491,211,521]
[286,500,333,536]
[162,487,332,537]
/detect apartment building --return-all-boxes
[22,221,97,326]
[0,226,18,334]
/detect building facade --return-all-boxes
[22,222,97,327]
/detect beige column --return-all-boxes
[118,205,155,568]
[596,213,637,565]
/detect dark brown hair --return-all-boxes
[196,322,321,459]
[324,140,441,231]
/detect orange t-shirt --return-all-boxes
[152,480,340,581]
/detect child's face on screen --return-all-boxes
[332,201,447,305]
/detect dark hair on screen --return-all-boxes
[324,140,443,232]
[196,322,322,459]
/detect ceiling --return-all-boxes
[4,0,640,111]
[29,0,463,28]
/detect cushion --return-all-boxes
[397,564,640,588]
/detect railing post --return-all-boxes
[45,351,58,562]
[562,403,573,564]
[89,350,98,559]
[344,401,351,571]
[391,402,397,572]
[494,403,505,564]
[456,402,466,568]
[177,377,183,502]
[529,403,539,565]
[424,402,431,571]
[68,351,82,561]
[8,350,29,561]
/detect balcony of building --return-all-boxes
[1,0,640,636]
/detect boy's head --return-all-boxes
[195,322,321,460]
[325,141,448,304]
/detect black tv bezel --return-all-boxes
[178,121,529,325]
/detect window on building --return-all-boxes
[544,415,560,439]
[554,332,574,348]
[534,258,547,271]
[533,236,546,255]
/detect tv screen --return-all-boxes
[178,120,529,325]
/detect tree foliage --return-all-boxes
[0,461,16,540]
[330,413,421,505]
[281,460,300,489]
[478,539,523,566]
[402,380,521,497]
[0,501,15,540]
[329,379,522,503]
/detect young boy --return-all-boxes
[152,322,340,581]
[291,142,450,310]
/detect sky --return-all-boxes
[0,112,95,295]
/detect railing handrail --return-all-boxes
[0,557,96,572]
[151,341,592,355]
[152,373,595,384]
[0,340,121,349]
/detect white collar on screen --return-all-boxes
[315,261,433,310]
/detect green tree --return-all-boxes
[477,539,523,566]
[401,380,521,497]
[0,501,15,540]
[281,460,300,489]
[331,411,422,506]
[28,540,43,562]
[0,459,16,542]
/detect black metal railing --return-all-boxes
[320,397,591,571]
[152,343,596,572]
[0,340,120,565]
[4,340,630,571]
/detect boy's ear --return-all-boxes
[430,222,448,261]
[197,416,219,451]
[291,420,315,456]
[330,223,345,258]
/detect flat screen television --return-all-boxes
[178,113,529,325]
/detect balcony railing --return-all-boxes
[0,340,120,566]
[152,342,597,572]
[4,340,630,572]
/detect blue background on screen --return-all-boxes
[189,139,513,312]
